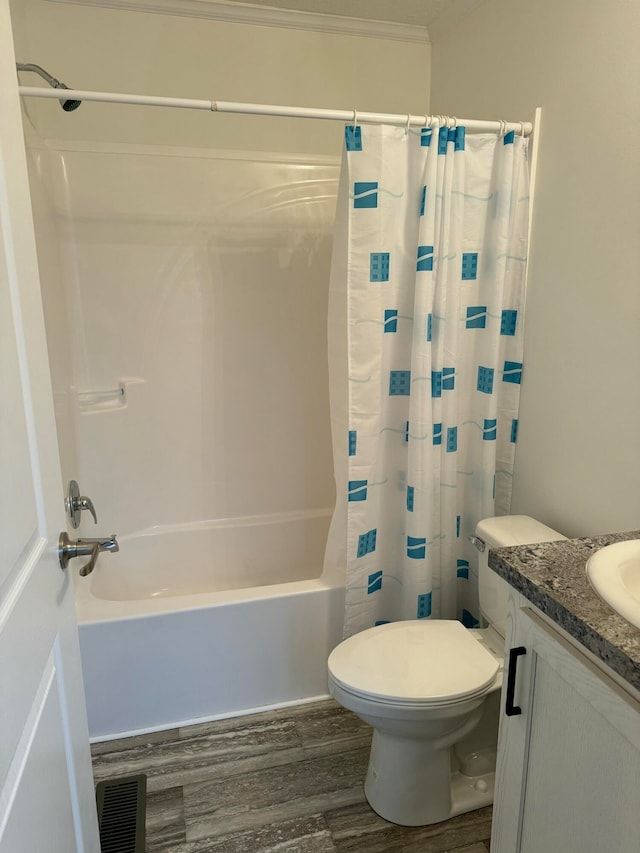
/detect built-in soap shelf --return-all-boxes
[76,378,144,413]
[77,383,125,412]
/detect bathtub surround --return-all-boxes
[21,137,344,738]
[91,699,492,852]
[36,146,337,537]
[327,123,530,634]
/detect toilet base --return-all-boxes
[364,729,495,826]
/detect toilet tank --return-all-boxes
[474,515,566,637]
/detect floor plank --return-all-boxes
[90,699,493,853]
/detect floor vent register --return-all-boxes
[95,774,147,853]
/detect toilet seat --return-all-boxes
[328,620,499,707]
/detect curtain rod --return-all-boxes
[18,86,533,136]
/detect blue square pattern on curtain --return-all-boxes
[457,560,470,579]
[348,480,368,502]
[389,370,411,396]
[420,186,427,216]
[384,310,398,332]
[353,181,378,208]
[345,125,362,151]
[438,127,449,154]
[417,593,432,618]
[367,571,383,594]
[503,361,523,384]
[417,246,434,271]
[329,122,530,636]
[501,310,518,335]
[466,306,487,329]
[406,486,415,511]
[370,252,390,281]
[477,366,495,394]
[483,419,497,440]
[461,252,478,280]
[357,529,377,558]
[407,536,426,559]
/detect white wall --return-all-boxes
[431,0,640,537]
[19,0,429,155]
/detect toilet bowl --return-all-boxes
[327,515,566,827]
[328,619,503,825]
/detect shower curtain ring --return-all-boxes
[352,108,358,126]
[450,116,457,129]
[210,100,218,112]
[405,113,412,134]
[519,120,525,137]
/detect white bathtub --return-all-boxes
[76,510,344,741]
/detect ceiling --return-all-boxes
[218,0,453,28]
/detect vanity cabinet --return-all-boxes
[491,592,640,853]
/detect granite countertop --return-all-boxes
[488,530,640,693]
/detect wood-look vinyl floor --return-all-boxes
[91,699,492,852]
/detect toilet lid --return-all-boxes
[328,620,499,705]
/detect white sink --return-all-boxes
[586,540,640,629]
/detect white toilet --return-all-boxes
[327,515,565,826]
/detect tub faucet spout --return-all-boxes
[58,532,119,577]
[77,534,119,554]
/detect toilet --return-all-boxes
[327,515,566,826]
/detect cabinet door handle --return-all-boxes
[505,646,527,716]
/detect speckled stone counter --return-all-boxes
[489,530,640,693]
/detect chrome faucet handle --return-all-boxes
[77,495,98,524]
[58,532,119,576]
[66,480,98,527]
[78,542,100,577]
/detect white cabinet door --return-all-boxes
[0,3,100,850]
[492,596,640,853]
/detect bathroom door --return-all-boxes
[0,4,100,851]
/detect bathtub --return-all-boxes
[75,510,344,741]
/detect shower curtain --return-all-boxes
[325,122,530,637]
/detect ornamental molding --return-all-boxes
[44,0,431,44]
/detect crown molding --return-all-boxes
[44,0,430,44]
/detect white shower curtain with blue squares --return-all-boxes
[325,121,530,637]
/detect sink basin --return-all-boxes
[586,540,640,629]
